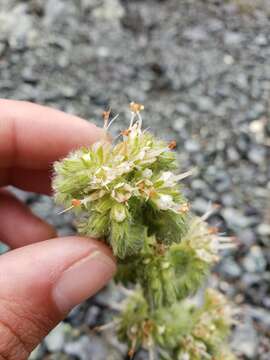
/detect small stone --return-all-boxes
[242,246,267,273]
[257,223,270,236]
[248,145,266,165]
[176,103,191,115]
[221,193,236,207]
[249,118,266,134]
[224,54,234,65]
[247,306,270,332]
[0,242,9,254]
[64,334,121,360]
[45,323,72,352]
[220,257,242,278]
[85,305,101,326]
[92,0,125,21]
[226,147,240,162]
[172,117,186,132]
[255,34,268,46]
[232,317,258,358]
[238,229,256,247]
[197,96,214,112]
[29,345,46,360]
[184,139,200,153]
[191,179,207,191]
[192,199,209,216]
[0,42,6,56]
[247,103,265,120]
[222,208,253,229]
[224,32,245,46]
[183,26,208,41]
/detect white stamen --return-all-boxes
[129,112,136,128]
[57,205,74,214]
[106,113,119,130]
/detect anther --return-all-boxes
[71,199,81,207]
[168,140,177,150]
[129,102,144,113]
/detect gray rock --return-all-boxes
[231,316,258,358]
[0,42,6,56]
[196,96,214,112]
[92,0,125,21]
[0,242,9,254]
[0,4,37,49]
[85,305,101,327]
[184,139,201,153]
[64,335,121,360]
[183,26,208,42]
[238,228,256,247]
[220,257,242,278]
[257,223,270,237]
[224,31,245,46]
[191,197,209,214]
[226,147,240,162]
[255,34,268,46]
[45,323,72,352]
[242,246,267,273]
[248,145,266,165]
[221,208,253,229]
[29,344,46,360]
[247,306,270,331]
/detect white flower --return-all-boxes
[82,189,106,204]
[111,203,127,222]
[82,153,91,161]
[142,168,153,178]
[159,169,194,187]
[111,183,134,203]
[155,194,174,210]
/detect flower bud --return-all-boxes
[111,203,127,222]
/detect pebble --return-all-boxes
[183,26,208,41]
[257,223,270,237]
[85,305,101,327]
[231,316,258,358]
[184,139,201,153]
[64,335,121,360]
[44,323,72,352]
[247,306,270,331]
[224,31,245,46]
[191,197,209,214]
[219,257,242,279]
[242,246,267,273]
[0,42,6,56]
[221,208,253,229]
[248,145,267,165]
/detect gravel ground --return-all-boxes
[0,0,270,359]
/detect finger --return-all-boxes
[7,168,52,195]
[0,99,104,170]
[0,236,116,360]
[0,189,56,248]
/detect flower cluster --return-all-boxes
[53,104,190,258]
[116,288,236,360]
[53,103,236,359]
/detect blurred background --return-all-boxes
[0,0,270,359]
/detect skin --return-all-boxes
[0,100,116,360]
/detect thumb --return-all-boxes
[0,237,116,360]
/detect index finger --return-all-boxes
[0,99,104,169]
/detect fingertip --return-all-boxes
[0,189,57,248]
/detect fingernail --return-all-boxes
[53,251,116,313]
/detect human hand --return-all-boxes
[0,100,116,360]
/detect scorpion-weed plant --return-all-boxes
[53,103,236,360]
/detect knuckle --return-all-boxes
[0,298,49,360]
